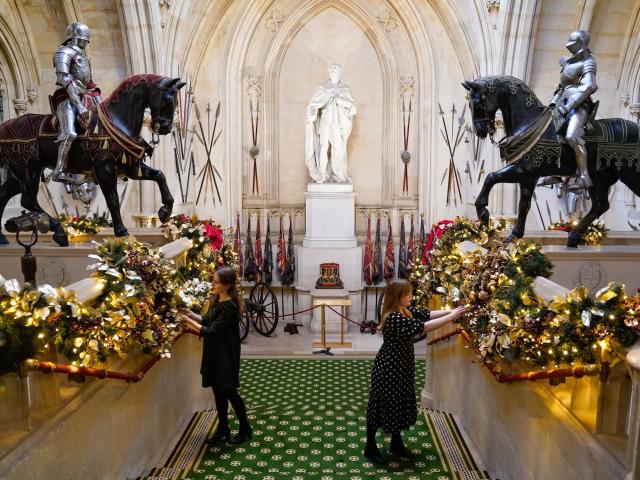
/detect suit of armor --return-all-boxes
[51,22,101,185]
[550,30,597,189]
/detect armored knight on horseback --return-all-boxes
[550,30,598,190]
[51,22,101,185]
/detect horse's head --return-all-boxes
[462,79,498,139]
[148,77,186,135]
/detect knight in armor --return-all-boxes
[51,22,101,185]
[550,30,597,190]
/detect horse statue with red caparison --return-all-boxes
[0,74,185,246]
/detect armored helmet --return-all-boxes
[566,30,590,54]
[64,22,90,43]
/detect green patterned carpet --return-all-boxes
[141,359,489,480]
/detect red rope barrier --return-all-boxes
[275,305,320,318]
[326,305,380,332]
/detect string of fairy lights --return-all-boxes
[0,215,236,375]
[411,217,639,369]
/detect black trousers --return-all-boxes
[213,388,249,432]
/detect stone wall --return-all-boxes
[0,335,212,480]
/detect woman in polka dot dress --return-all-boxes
[364,279,467,465]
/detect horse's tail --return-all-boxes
[0,113,50,169]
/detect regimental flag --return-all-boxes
[398,216,407,279]
[254,216,263,283]
[373,216,383,285]
[407,215,415,276]
[363,216,374,286]
[243,217,256,282]
[383,216,395,282]
[276,216,287,282]
[234,214,243,277]
[263,217,273,284]
[418,214,426,260]
[282,215,295,286]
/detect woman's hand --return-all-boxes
[448,306,468,322]
[423,305,469,333]
[178,308,201,322]
[177,307,195,318]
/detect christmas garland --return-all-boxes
[58,212,112,237]
[163,214,237,282]
[412,217,639,369]
[0,218,237,374]
[547,219,608,246]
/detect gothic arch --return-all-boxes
[181,0,479,224]
[258,0,402,205]
[0,10,40,114]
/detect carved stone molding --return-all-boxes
[487,0,500,13]
[36,259,69,287]
[143,108,152,128]
[400,75,415,98]
[247,75,263,98]
[376,8,399,33]
[264,9,285,33]
[26,87,38,103]
[494,109,504,130]
[630,103,640,122]
[573,261,607,291]
[159,0,172,29]
[487,0,500,30]
[13,98,27,116]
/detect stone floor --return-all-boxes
[240,324,428,358]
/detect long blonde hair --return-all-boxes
[379,279,413,329]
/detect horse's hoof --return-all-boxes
[53,232,69,247]
[505,233,517,243]
[115,229,129,237]
[567,233,580,248]
[477,207,490,225]
[0,233,9,245]
[158,205,172,224]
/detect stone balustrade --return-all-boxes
[0,237,204,479]
[422,241,639,480]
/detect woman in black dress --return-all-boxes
[364,279,467,465]
[179,266,252,445]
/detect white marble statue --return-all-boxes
[305,64,357,183]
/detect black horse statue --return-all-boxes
[463,76,640,247]
[0,74,185,246]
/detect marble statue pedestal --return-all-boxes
[303,183,357,248]
[296,183,362,332]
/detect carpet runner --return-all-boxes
[139,359,490,480]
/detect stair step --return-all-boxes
[143,466,184,479]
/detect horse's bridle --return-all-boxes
[473,92,499,145]
[150,87,172,147]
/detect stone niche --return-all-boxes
[277,7,384,206]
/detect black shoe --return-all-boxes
[205,428,231,444]
[389,444,416,460]
[364,444,388,465]
[390,433,415,459]
[230,427,252,445]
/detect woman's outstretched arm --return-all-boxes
[423,306,467,333]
